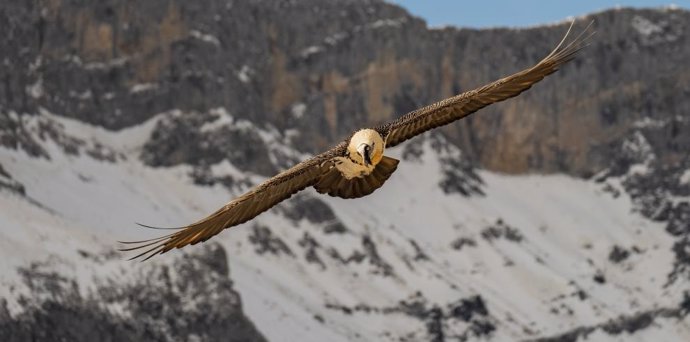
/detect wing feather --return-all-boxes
[383,21,594,148]
[121,144,345,260]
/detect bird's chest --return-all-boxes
[333,157,374,180]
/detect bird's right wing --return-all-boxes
[383,21,594,148]
[120,142,346,261]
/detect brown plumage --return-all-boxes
[313,155,399,199]
[121,21,593,261]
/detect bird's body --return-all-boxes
[122,22,594,260]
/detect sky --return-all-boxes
[389,1,688,28]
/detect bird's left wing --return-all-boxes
[120,143,346,260]
[382,21,593,148]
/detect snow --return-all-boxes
[251,120,311,167]
[300,46,323,59]
[622,131,655,164]
[291,102,306,119]
[200,107,236,132]
[237,65,253,83]
[189,30,221,46]
[26,77,44,99]
[69,89,93,100]
[575,315,690,342]
[198,107,254,133]
[209,159,251,180]
[633,116,666,128]
[368,18,407,29]
[324,32,348,46]
[83,56,129,70]
[680,169,690,186]
[28,56,42,72]
[38,108,164,154]
[130,83,158,93]
[632,15,663,37]
[628,163,650,176]
[0,113,687,340]
[318,17,406,50]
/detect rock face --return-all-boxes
[2,1,688,177]
[0,244,266,342]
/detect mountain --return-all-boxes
[1,0,689,341]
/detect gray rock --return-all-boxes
[0,244,266,342]
[3,1,688,178]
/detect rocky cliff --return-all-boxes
[0,244,266,342]
[2,0,688,176]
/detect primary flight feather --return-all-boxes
[122,22,593,261]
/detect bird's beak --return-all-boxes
[357,143,372,166]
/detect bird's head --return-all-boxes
[349,129,384,167]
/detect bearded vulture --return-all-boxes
[122,22,593,260]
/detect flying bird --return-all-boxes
[122,22,593,260]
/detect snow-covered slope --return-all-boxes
[1,110,688,341]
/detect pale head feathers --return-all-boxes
[348,129,384,166]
